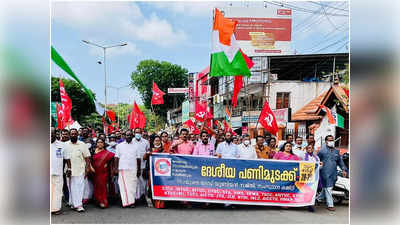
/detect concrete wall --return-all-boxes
[267,81,331,112]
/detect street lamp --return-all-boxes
[82,40,127,115]
[107,84,130,128]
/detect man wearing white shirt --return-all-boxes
[65,128,91,212]
[132,128,150,201]
[237,134,257,159]
[293,136,306,160]
[216,132,239,159]
[113,130,141,208]
[51,128,71,215]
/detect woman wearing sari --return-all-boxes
[92,138,115,208]
[273,142,301,161]
[143,135,166,209]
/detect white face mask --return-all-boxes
[243,140,250,146]
[327,141,335,147]
[154,144,161,148]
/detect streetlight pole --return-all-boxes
[82,40,127,112]
[108,84,130,129]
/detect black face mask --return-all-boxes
[70,136,78,143]
[51,135,56,143]
[226,138,232,143]
[126,137,133,143]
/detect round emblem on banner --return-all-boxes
[154,158,171,176]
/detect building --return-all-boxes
[291,81,349,150]
[208,53,349,139]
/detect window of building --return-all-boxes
[276,92,290,109]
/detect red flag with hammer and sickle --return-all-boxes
[258,101,278,135]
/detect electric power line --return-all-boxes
[267,1,348,17]
[307,1,348,12]
[312,36,348,53]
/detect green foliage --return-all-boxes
[343,63,349,85]
[51,77,96,122]
[139,106,165,133]
[80,113,103,130]
[130,60,188,122]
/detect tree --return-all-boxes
[51,77,96,123]
[130,60,188,122]
[80,113,103,131]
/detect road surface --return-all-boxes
[51,200,349,224]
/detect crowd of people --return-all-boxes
[51,124,348,215]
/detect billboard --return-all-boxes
[168,88,188,94]
[223,7,292,56]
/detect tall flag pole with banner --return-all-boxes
[258,100,279,136]
[209,8,252,77]
[51,46,104,114]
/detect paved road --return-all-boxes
[51,200,349,224]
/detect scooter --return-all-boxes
[317,164,350,205]
[331,167,350,204]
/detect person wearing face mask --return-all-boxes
[293,136,306,160]
[143,136,166,208]
[317,135,348,211]
[193,131,215,156]
[113,130,143,208]
[65,128,91,212]
[237,134,257,159]
[132,128,151,203]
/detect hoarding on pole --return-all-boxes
[222,7,292,56]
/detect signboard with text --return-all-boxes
[151,154,319,206]
[168,88,189,94]
[223,7,292,56]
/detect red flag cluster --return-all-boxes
[152,82,165,105]
[56,79,74,129]
[258,101,278,135]
[128,102,146,129]
[103,110,118,134]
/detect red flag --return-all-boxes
[258,101,279,135]
[106,110,116,122]
[320,105,336,124]
[56,103,65,129]
[138,110,146,129]
[232,50,254,108]
[130,102,146,129]
[224,120,229,133]
[194,101,208,122]
[152,82,165,105]
[183,119,200,134]
[232,76,243,108]
[59,79,73,126]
